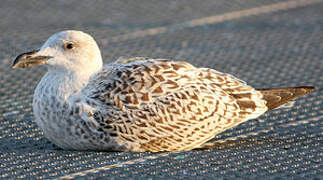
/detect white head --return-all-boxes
[13,30,103,76]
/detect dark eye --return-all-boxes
[64,43,74,50]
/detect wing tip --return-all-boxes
[257,86,315,111]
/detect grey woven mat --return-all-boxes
[0,0,322,179]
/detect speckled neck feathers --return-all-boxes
[35,71,93,101]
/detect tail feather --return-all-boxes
[257,86,315,111]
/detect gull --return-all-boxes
[12,30,314,152]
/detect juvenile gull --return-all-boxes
[13,30,314,152]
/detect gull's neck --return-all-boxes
[35,70,92,101]
[32,69,96,150]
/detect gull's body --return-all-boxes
[13,30,314,152]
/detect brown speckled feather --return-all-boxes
[85,58,269,152]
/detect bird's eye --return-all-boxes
[64,43,74,50]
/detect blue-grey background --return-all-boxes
[0,0,322,179]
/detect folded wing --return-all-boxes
[84,58,268,151]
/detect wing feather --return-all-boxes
[84,58,267,151]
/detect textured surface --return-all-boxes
[0,0,322,179]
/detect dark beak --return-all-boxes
[12,50,53,68]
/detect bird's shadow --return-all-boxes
[194,137,295,151]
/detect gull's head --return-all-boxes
[13,30,103,74]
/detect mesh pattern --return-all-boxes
[0,0,322,179]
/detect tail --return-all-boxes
[257,86,315,111]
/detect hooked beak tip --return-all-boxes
[12,50,52,68]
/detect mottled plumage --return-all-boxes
[13,30,314,152]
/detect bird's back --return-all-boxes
[83,58,269,152]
